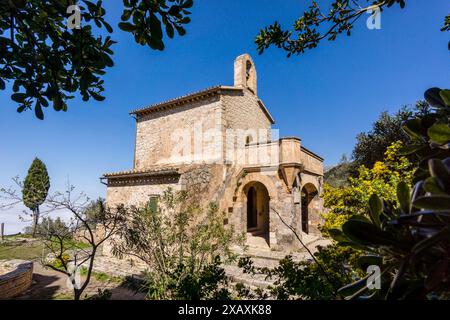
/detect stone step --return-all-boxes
[246,234,270,250]
[224,265,275,289]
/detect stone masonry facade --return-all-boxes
[103,54,324,253]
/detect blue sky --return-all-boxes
[0,0,449,233]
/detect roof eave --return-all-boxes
[257,99,275,125]
[129,86,243,117]
[102,169,180,180]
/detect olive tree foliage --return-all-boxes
[111,188,244,300]
[25,216,71,238]
[0,0,193,119]
[255,0,449,57]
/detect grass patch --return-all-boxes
[4,233,32,240]
[0,236,92,261]
[0,239,46,260]
[50,292,74,300]
[79,266,122,283]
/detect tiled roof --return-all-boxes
[129,85,242,116]
[103,167,180,179]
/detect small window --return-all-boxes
[148,196,159,213]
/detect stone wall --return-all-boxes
[134,96,223,169]
[0,260,33,299]
[222,89,272,141]
[300,149,323,176]
[180,164,227,206]
[106,180,181,208]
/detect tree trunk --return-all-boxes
[74,289,81,301]
[31,207,40,238]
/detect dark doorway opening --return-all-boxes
[301,189,309,234]
[247,186,257,229]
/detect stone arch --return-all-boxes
[300,182,319,234]
[299,173,321,193]
[236,172,278,203]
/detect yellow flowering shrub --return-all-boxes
[321,141,415,235]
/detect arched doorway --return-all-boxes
[301,183,319,234]
[244,182,270,245]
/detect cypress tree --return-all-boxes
[22,158,50,237]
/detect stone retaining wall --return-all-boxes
[0,260,33,299]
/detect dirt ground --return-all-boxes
[15,262,146,300]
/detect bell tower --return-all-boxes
[234,54,257,96]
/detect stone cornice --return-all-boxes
[301,146,324,162]
[106,175,180,187]
[102,168,180,186]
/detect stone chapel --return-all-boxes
[102,54,324,251]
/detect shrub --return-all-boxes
[112,188,244,300]
[322,141,415,236]
[333,88,450,299]
[239,244,362,300]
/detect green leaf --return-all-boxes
[423,177,446,195]
[149,13,163,40]
[17,105,27,113]
[428,123,450,145]
[121,9,132,21]
[425,87,446,109]
[368,194,382,227]
[183,0,194,8]
[399,144,424,155]
[176,25,186,36]
[337,241,368,251]
[35,102,44,120]
[119,22,136,32]
[357,255,382,271]
[438,89,450,107]
[337,274,370,297]
[166,23,174,39]
[396,181,411,214]
[89,90,105,101]
[347,215,371,223]
[428,159,450,193]
[403,119,424,139]
[413,195,450,210]
[11,93,27,103]
[328,228,349,243]
[342,219,399,247]
[102,20,113,33]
